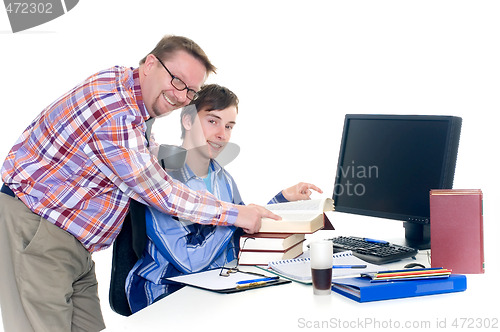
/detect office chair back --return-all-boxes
[109,200,147,316]
[109,144,187,316]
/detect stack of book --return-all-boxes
[238,198,334,266]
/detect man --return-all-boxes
[0,35,278,331]
[126,84,322,313]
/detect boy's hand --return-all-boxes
[282,182,323,201]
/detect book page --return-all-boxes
[272,213,317,222]
[265,198,334,214]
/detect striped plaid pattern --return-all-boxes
[1,66,238,252]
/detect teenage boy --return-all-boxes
[126,84,321,313]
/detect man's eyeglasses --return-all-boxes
[155,56,199,101]
[219,237,266,277]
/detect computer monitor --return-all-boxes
[332,114,462,249]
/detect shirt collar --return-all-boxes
[170,159,224,184]
[131,67,149,122]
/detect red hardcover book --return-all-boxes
[238,240,305,266]
[430,189,484,274]
[239,233,305,251]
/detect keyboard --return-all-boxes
[327,236,418,265]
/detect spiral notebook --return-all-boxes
[265,251,378,284]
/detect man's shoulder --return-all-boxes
[76,66,143,118]
[87,66,135,89]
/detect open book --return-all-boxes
[260,198,334,233]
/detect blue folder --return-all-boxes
[331,274,467,303]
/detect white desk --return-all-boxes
[104,212,499,331]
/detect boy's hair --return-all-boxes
[140,35,216,75]
[180,84,239,139]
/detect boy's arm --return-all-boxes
[146,207,235,274]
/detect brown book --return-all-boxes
[430,189,484,274]
[238,241,305,266]
[259,198,335,233]
[239,233,305,251]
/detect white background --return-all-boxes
[1,1,499,330]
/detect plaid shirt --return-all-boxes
[1,66,238,253]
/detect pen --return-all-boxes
[236,281,269,289]
[236,277,279,285]
[363,238,389,244]
[332,265,367,269]
[376,267,444,274]
[235,279,281,289]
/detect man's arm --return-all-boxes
[85,116,280,230]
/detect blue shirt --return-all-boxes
[126,160,287,313]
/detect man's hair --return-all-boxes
[140,35,216,75]
[180,84,239,138]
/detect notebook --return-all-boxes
[332,274,467,302]
[266,251,378,284]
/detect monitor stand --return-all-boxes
[403,222,431,250]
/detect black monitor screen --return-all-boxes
[333,114,461,226]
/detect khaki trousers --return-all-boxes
[0,193,105,332]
